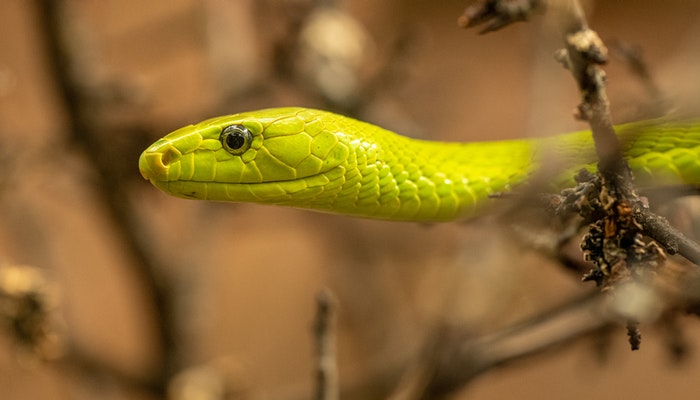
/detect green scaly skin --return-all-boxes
[139,107,700,222]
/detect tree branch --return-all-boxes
[33,0,177,395]
[313,289,339,400]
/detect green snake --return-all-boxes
[139,107,700,222]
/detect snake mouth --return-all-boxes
[147,165,346,206]
[154,173,338,204]
[139,151,330,186]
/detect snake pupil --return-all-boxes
[220,124,252,155]
[227,133,245,149]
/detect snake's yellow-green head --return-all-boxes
[139,107,366,211]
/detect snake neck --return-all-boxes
[299,123,538,222]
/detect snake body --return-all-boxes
[139,107,700,222]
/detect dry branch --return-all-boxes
[403,0,700,396]
[314,289,339,400]
[33,0,177,395]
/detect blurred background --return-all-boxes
[1,0,700,399]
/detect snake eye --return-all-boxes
[220,124,253,155]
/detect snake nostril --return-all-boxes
[161,147,180,166]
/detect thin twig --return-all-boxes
[635,208,700,264]
[611,41,665,105]
[313,289,339,400]
[420,291,610,398]
[458,0,546,33]
[558,1,634,192]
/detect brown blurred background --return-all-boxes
[1,0,700,399]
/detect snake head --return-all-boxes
[139,107,352,204]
